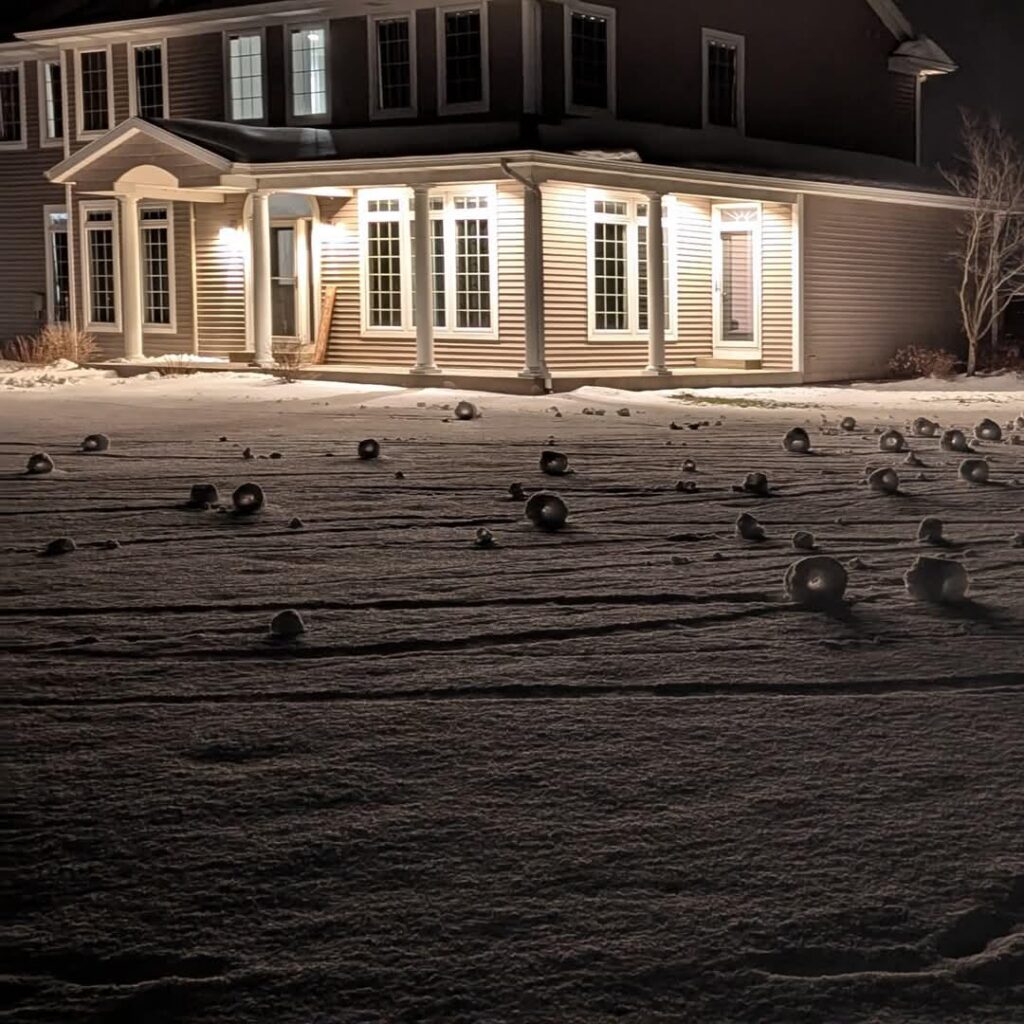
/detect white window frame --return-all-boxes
[79,200,122,333]
[358,185,499,341]
[701,28,745,134]
[0,62,27,151]
[43,205,70,323]
[585,191,677,342]
[139,203,176,334]
[223,28,267,125]
[128,40,169,120]
[436,2,490,116]
[711,202,762,357]
[368,13,418,121]
[563,1,616,117]
[75,46,114,141]
[37,58,63,148]
[285,22,330,124]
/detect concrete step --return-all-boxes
[696,356,763,370]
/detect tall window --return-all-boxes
[227,32,264,121]
[82,205,119,328]
[361,189,498,336]
[289,25,328,118]
[0,65,24,146]
[141,206,173,328]
[372,16,414,116]
[40,61,63,144]
[714,205,760,348]
[589,195,675,338]
[439,6,486,113]
[566,3,614,113]
[703,29,744,131]
[79,50,110,134]
[45,207,70,323]
[132,43,165,119]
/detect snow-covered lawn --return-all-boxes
[3,367,1023,1023]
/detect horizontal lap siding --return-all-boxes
[195,195,247,357]
[761,202,795,370]
[803,195,963,382]
[675,196,714,364]
[168,34,224,119]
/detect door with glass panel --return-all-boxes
[712,204,761,358]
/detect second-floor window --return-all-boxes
[0,64,24,147]
[565,3,615,114]
[438,5,487,113]
[703,29,745,131]
[289,25,328,118]
[40,60,63,144]
[227,31,264,121]
[371,16,416,117]
[132,43,166,119]
[79,50,111,134]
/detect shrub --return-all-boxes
[4,324,96,365]
[156,355,199,376]
[888,345,959,379]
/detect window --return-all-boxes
[0,64,25,148]
[78,49,111,135]
[360,188,498,337]
[370,15,416,118]
[288,25,328,119]
[226,31,265,122]
[703,29,744,131]
[140,205,174,329]
[588,194,676,338]
[81,204,120,330]
[438,4,488,114]
[565,3,614,114]
[39,60,63,145]
[44,207,70,323]
[131,42,166,119]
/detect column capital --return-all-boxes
[644,189,665,202]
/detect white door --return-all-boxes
[712,204,762,358]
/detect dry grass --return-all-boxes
[155,356,200,376]
[3,324,96,365]
[889,345,960,379]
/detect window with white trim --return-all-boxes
[40,60,63,145]
[81,204,119,329]
[226,32,264,121]
[361,188,498,336]
[132,42,166,119]
[0,64,25,147]
[371,15,415,117]
[140,205,173,328]
[288,25,328,118]
[703,29,744,131]
[79,50,110,134]
[565,2,614,114]
[44,207,70,323]
[588,194,675,338]
[438,4,487,113]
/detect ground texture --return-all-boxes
[2,374,1023,1022]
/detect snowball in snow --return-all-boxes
[792,531,815,551]
[242,447,254,460]
[741,471,770,496]
[840,416,857,432]
[454,401,478,421]
[783,427,811,453]
[940,429,970,452]
[736,512,766,541]
[358,438,380,460]
[912,417,939,438]
[616,407,631,417]
[681,459,697,473]
[525,491,568,531]
[81,433,110,452]
[676,480,698,493]
[868,467,900,494]
[44,537,76,556]
[904,452,925,467]
[474,528,497,549]
[974,418,1002,442]
[271,609,305,638]
[27,452,54,474]
[959,458,990,484]
[188,483,219,507]
[785,556,848,607]
[508,482,526,501]
[232,482,265,514]
[878,429,906,453]
[540,450,570,476]
[917,517,945,544]
[1012,532,1024,548]
[904,557,969,604]
[102,539,120,550]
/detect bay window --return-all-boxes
[288,24,328,119]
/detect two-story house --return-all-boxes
[0,0,963,389]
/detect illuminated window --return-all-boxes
[226,32,264,121]
[289,25,328,118]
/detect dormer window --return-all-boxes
[565,2,615,115]
[371,15,416,118]
[131,42,166,119]
[226,31,265,122]
[703,29,745,132]
[288,24,328,119]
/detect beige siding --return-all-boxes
[72,134,222,192]
[194,194,248,357]
[675,195,714,364]
[168,33,224,120]
[112,44,130,123]
[761,202,795,370]
[803,195,963,382]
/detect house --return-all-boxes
[0,0,965,391]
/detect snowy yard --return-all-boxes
[3,366,1024,1022]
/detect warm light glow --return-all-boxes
[218,225,247,251]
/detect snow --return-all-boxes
[3,369,1023,1023]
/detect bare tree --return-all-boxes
[943,113,1024,374]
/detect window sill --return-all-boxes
[39,136,64,149]
[85,322,122,333]
[438,101,490,117]
[588,333,680,344]
[143,323,177,335]
[0,139,28,151]
[369,106,418,121]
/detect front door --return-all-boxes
[712,204,761,358]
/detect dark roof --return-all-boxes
[2,0,262,37]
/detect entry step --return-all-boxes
[696,356,763,370]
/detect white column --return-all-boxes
[520,181,548,379]
[643,191,670,376]
[119,194,143,360]
[411,184,439,374]
[251,190,274,367]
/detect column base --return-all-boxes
[642,366,673,377]
[409,365,442,375]
[518,366,549,380]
